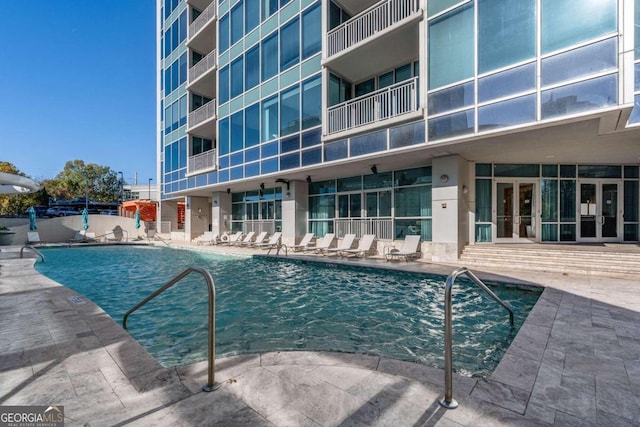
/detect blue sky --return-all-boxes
[0,1,157,185]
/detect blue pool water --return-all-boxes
[36,246,540,376]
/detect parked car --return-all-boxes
[46,207,81,217]
[27,206,49,217]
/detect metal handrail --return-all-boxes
[20,245,45,262]
[122,266,219,392]
[440,267,514,409]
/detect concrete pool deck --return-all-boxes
[1,244,639,426]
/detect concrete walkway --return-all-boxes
[1,244,639,426]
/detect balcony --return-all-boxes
[327,77,419,135]
[335,218,393,240]
[189,49,217,84]
[188,99,216,138]
[324,0,421,82]
[188,49,217,98]
[188,149,217,174]
[187,1,216,54]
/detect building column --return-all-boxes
[211,191,232,236]
[185,196,211,240]
[431,155,470,261]
[281,180,308,246]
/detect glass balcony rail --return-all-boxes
[188,99,217,129]
[189,49,217,83]
[189,1,216,39]
[327,77,418,134]
[243,220,276,235]
[335,217,393,240]
[327,0,419,57]
[188,149,217,173]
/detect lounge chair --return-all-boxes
[69,231,97,243]
[234,231,255,246]
[26,231,44,245]
[246,231,268,247]
[220,231,242,245]
[196,232,219,245]
[288,233,314,252]
[339,234,376,258]
[104,230,119,242]
[303,233,335,253]
[385,235,421,261]
[253,232,282,250]
[322,234,356,255]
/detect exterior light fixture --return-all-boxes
[371,165,378,174]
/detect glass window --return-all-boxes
[261,32,278,81]
[261,141,278,157]
[231,111,244,152]
[230,57,244,99]
[280,18,300,71]
[578,165,621,178]
[624,181,639,222]
[281,152,300,170]
[263,0,278,20]
[395,167,431,186]
[246,0,260,34]
[171,101,179,131]
[476,163,492,177]
[542,0,617,54]
[428,4,474,89]
[636,0,640,59]
[395,186,432,217]
[302,3,321,59]
[379,71,394,89]
[428,82,474,115]
[625,166,640,179]
[428,110,474,140]
[302,148,322,166]
[172,19,179,50]
[302,75,321,129]
[478,95,536,130]
[541,74,617,120]
[281,135,300,153]
[219,14,229,53]
[245,103,260,148]
[164,28,171,57]
[629,95,640,124]
[219,118,230,155]
[355,78,375,97]
[541,179,558,222]
[475,179,492,222]
[542,164,558,177]
[350,130,386,156]
[542,38,617,86]
[302,128,321,147]
[179,53,187,86]
[364,172,393,189]
[560,180,576,222]
[230,1,244,46]
[494,164,539,177]
[478,0,535,74]
[324,140,348,161]
[261,95,279,142]
[309,195,335,218]
[337,176,362,192]
[389,121,425,149]
[245,45,260,90]
[395,64,412,82]
[219,66,230,104]
[171,61,179,91]
[329,1,342,30]
[179,95,187,127]
[179,10,187,43]
[478,63,536,103]
[280,86,300,136]
[164,105,172,134]
[428,0,462,16]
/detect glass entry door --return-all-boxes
[578,181,620,241]
[495,181,537,241]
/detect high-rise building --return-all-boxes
[158,0,640,260]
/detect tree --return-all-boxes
[0,162,48,216]
[45,160,123,203]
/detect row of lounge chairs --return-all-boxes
[195,230,422,261]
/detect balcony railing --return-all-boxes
[334,218,393,241]
[188,149,216,173]
[189,49,217,83]
[327,77,418,134]
[327,0,419,57]
[243,220,276,235]
[188,99,216,129]
[189,1,216,39]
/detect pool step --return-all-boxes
[459,244,640,278]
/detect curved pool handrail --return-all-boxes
[20,245,45,262]
[440,267,514,410]
[122,265,219,392]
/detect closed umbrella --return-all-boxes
[27,206,37,231]
[81,208,89,230]
[134,208,141,229]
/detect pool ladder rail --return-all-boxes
[122,266,220,392]
[440,267,515,410]
[20,245,45,262]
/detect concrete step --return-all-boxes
[460,255,640,273]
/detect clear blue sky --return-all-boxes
[0,1,157,185]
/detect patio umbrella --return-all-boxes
[81,208,89,230]
[134,208,141,229]
[27,206,37,231]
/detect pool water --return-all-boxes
[36,246,541,376]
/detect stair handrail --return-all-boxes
[123,266,219,392]
[20,245,45,262]
[440,267,514,409]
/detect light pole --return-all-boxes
[148,178,153,200]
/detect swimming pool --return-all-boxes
[36,246,540,376]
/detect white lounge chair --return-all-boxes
[220,231,242,245]
[247,231,268,247]
[339,234,376,257]
[303,233,335,253]
[196,232,219,245]
[234,231,255,246]
[323,234,356,255]
[26,231,44,245]
[288,233,314,252]
[385,235,421,261]
[254,232,282,250]
[69,230,97,243]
